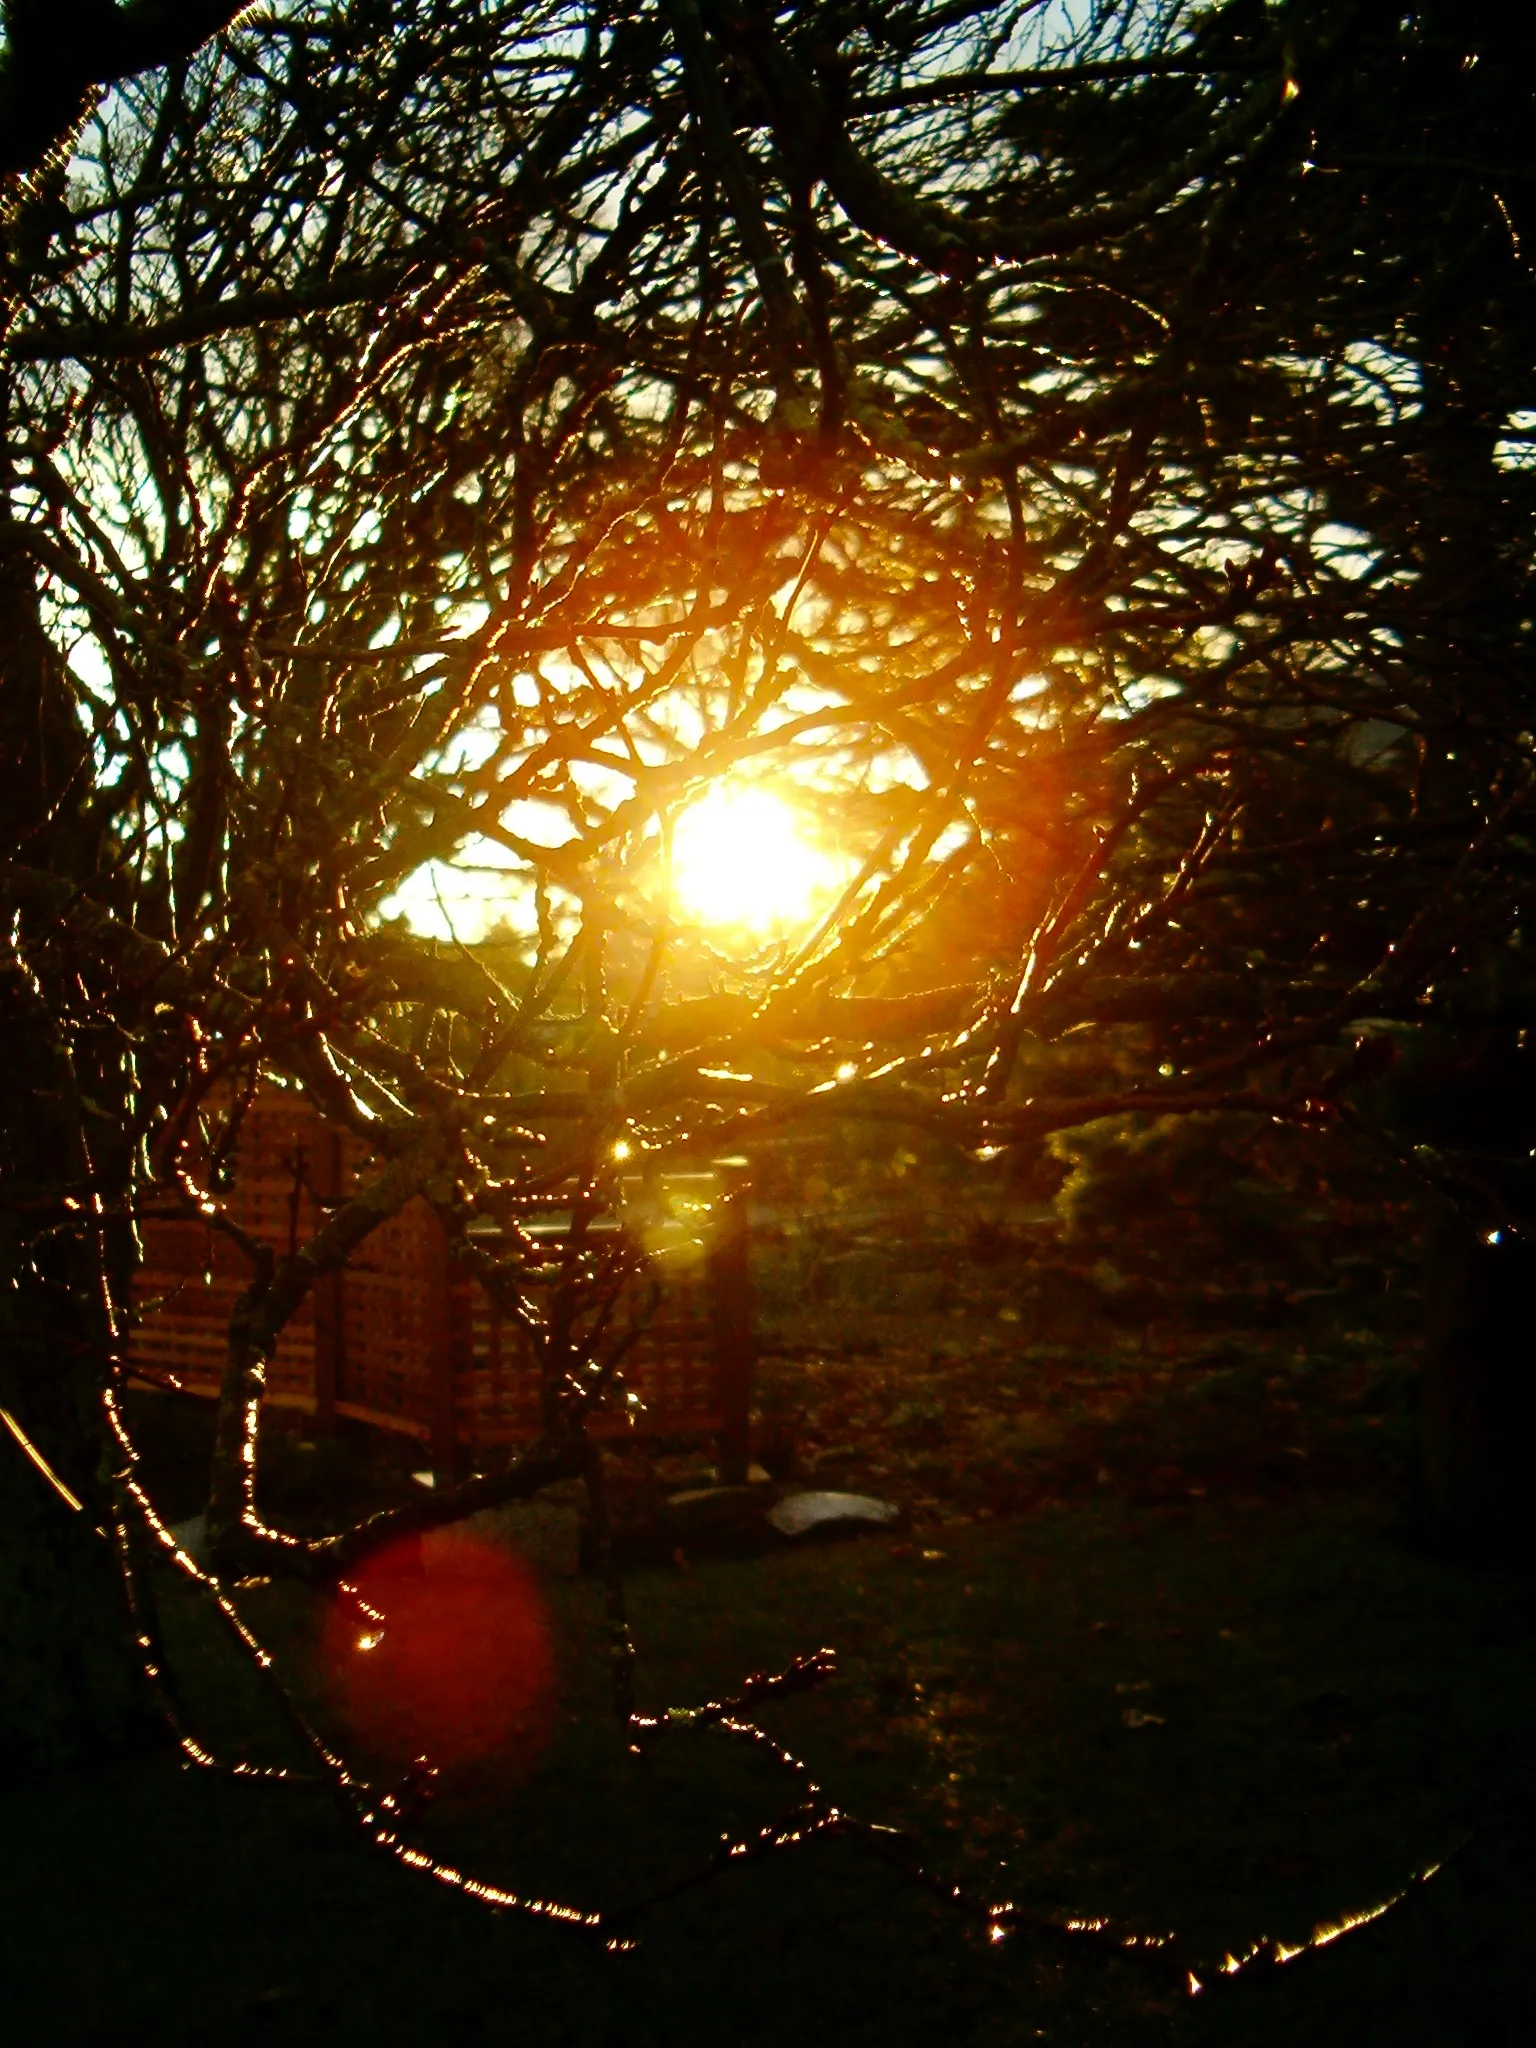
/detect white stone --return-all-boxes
[766,1490,898,1537]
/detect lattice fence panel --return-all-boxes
[451,1263,722,1446]
[613,1267,722,1438]
[131,1092,327,1408]
[130,1091,745,1459]
[453,1283,544,1444]
[333,1196,443,1440]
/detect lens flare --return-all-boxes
[325,1535,554,1770]
[670,785,842,932]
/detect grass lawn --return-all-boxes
[6,1252,1531,2045]
[6,1473,1533,2045]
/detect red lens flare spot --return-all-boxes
[325,1535,554,1770]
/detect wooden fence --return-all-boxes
[128,1091,754,1479]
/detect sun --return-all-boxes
[668,784,843,932]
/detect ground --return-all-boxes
[4,1255,1532,2045]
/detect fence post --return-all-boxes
[310,1124,344,1432]
[708,1166,754,1484]
[425,1207,458,1486]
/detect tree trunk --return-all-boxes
[0,947,160,1762]
[0,1442,162,1764]
[0,437,165,1758]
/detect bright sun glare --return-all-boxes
[669,785,841,932]
[380,782,847,944]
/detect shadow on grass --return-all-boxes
[6,1495,1533,2046]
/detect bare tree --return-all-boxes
[0,0,255,177]
[2,0,1533,1961]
